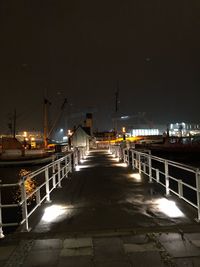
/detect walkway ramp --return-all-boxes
[1,150,200,267]
[30,150,193,234]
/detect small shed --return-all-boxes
[71,126,92,150]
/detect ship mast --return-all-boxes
[43,89,51,149]
[114,81,120,133]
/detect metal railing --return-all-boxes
[0,146,87,238]
[110,145,200,221]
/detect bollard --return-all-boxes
[0,180,5,238]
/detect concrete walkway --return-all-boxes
[1,150,200,266]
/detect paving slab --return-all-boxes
[32,239,62,250]
[128,251,166,267]
[122,234,149,244]
[124,242,161,253]
[21,249,60,267]
[0,246,16,261]
[93,237,125,260]
[94,260,132,267]
[185,233,200,241]
[63,237,92,248]
[60,247,93,257]
[156,233,183,243]
[174,257,200,267]
[57,256,93,267]
[185,233,200,247]
[161,239,200,258]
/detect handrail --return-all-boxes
[0,146,88,238]
[109,144,200,221]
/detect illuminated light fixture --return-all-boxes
[114,162,128,168]
[76,165,91,171]
[129,172,141,181]
[156,198,184,218]
[60,128,64,133]
[110,157,119,162]
[42,205,66,222]
[75,165,80,171]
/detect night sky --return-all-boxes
[0,1,200,133]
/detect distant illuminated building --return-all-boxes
[169,122,200,137]
[131,129,159,137]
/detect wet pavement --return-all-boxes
[1,150,200,266]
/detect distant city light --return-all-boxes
[68,129,73,136]
[121,116,129,120]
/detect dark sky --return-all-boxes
[0,0,200,133]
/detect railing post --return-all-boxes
[127,149,130,166]
[61,161,64,179]
[52,163,56,188]
[144,162,146,174]
[148,154,153,183]
[195,169,200,221]
[165,160,170,196]
[131,150,135,170]
[138,154,141,174]
[0,180,5,238]
[65,157,68,178]
[21,179,30,232]
[123,149,126,162]
[178,179,183,199]
[57,161,61,188]
[156,169,160,183]
[45,168,51,202]
[69,154,73,173]
[36,189,41,206]
[73,149,78,168]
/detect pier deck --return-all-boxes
[1,150,200,266]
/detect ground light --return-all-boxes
[113,162,128,167]
[129,172,141,181]
[110,157,120,162]
[42,205,67,222]
[156,198,184,218]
